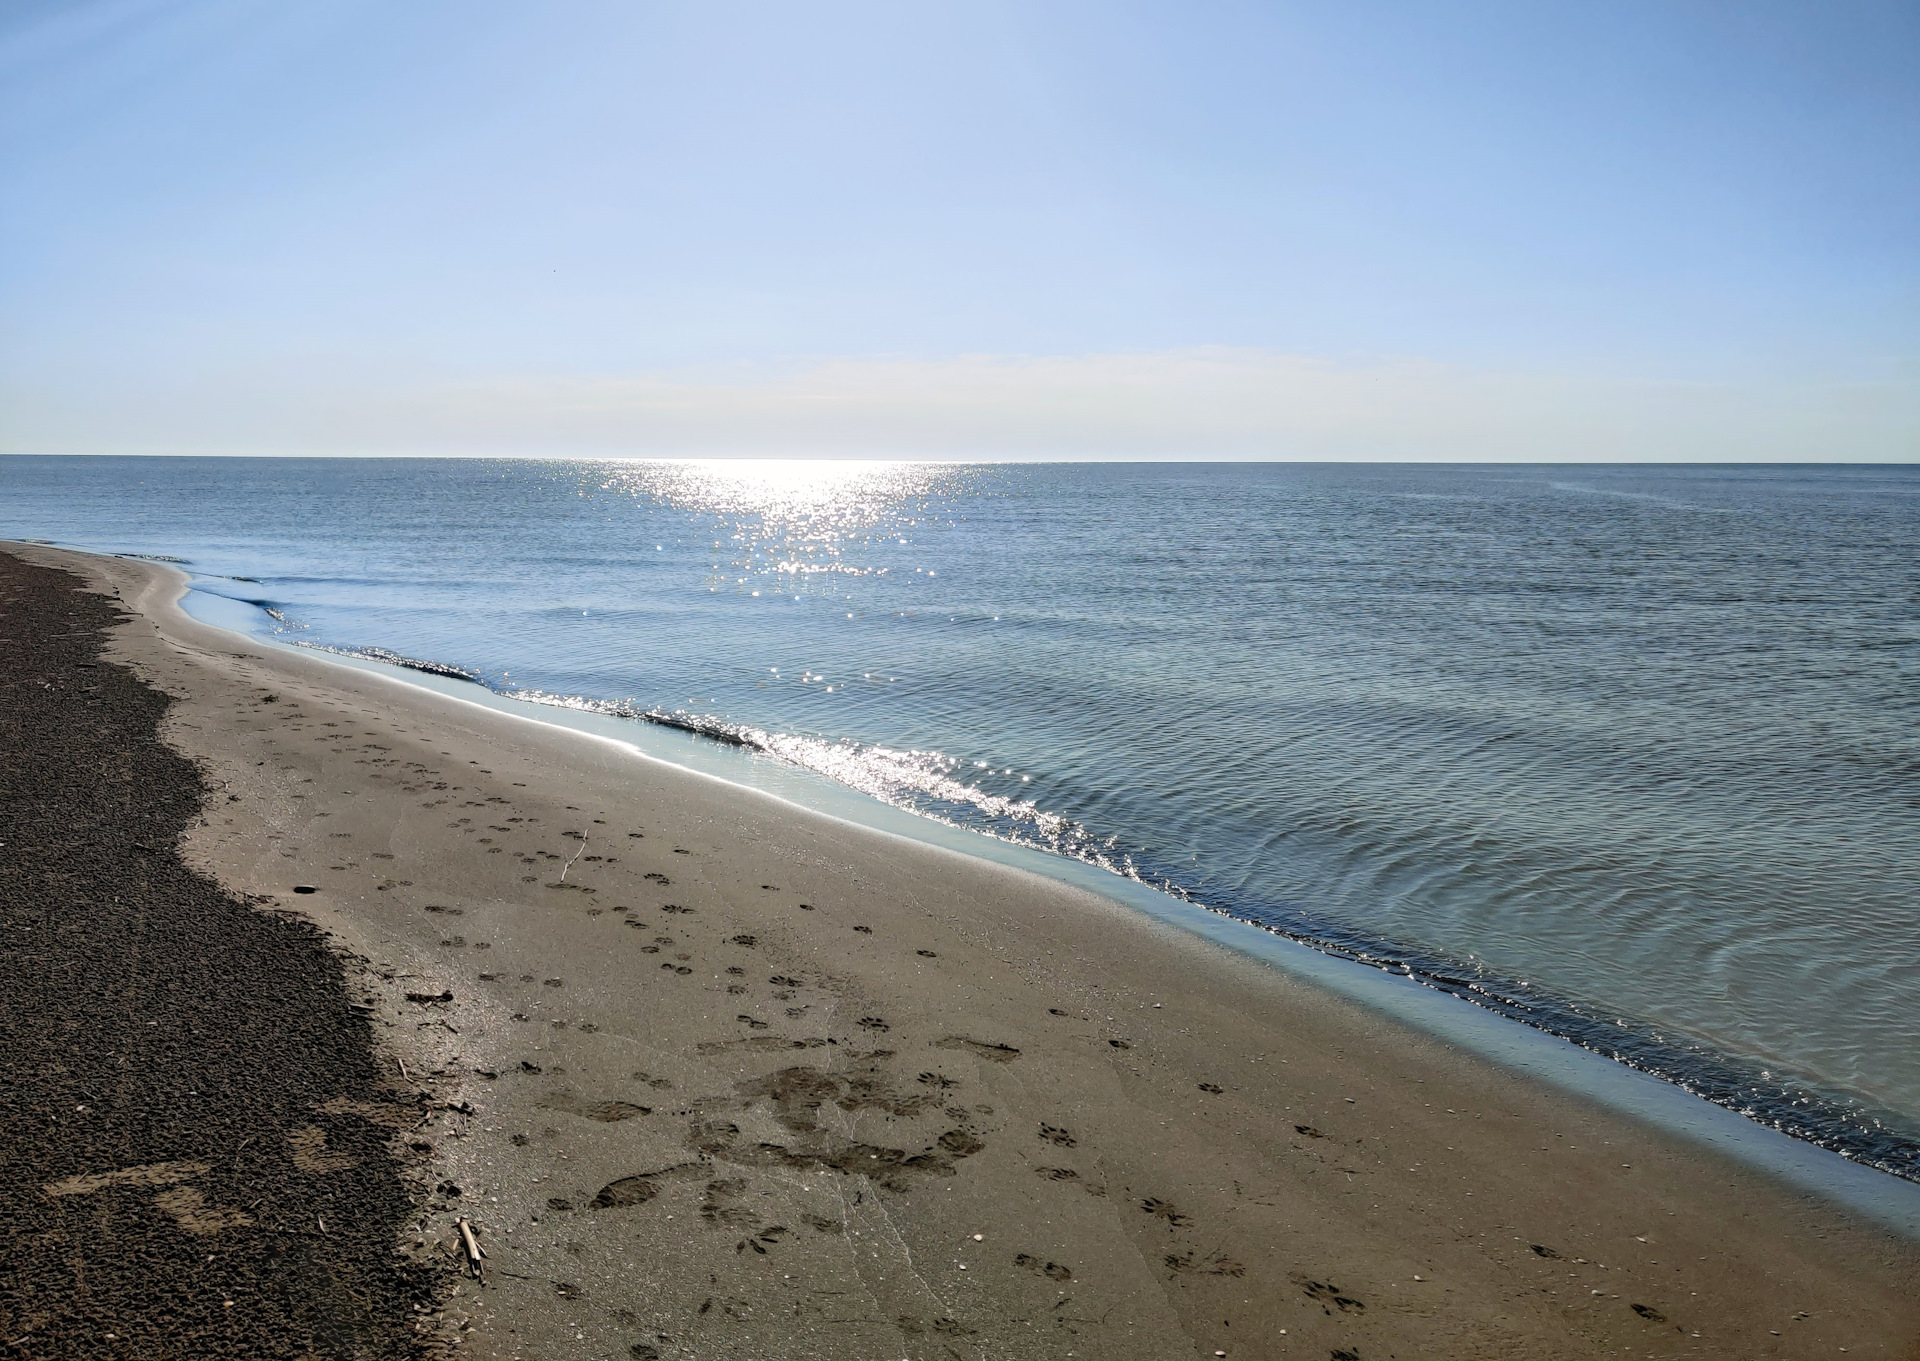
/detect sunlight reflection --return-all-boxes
[594,459,975,585]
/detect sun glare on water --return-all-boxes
[590,460,975,576]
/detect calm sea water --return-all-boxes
[5,456,1917,1176]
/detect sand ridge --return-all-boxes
[12,542,1918,1361]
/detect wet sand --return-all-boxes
[8,542,1918,1361]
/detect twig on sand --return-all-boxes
[457,1217,486,1278]
[396,1056,409,1080]
[559,833,587,881]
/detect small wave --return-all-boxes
[121,552,191,563]
[294,641,482,683]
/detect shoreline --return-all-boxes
[176,554,1920,1224]
[14,542,1919,1360]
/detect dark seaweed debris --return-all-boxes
[0,551,440,1358]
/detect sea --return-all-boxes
[5,456,1916,1184]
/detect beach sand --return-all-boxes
[8,542,1917,1361]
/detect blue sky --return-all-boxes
[2,0,1915,458]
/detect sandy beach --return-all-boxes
[5,541,1917,1361]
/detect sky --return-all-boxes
[1,0,1916,460]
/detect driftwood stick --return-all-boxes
[456,1216,485,1277]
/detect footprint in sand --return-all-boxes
[1295,1275,1365,1314]
[1015,1253,1074,1281]
[1165,1250,1245,1278]
[1140,1197,1190,1226]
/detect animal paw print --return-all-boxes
[1198,1082,1224,1093]
[1038,1123,1076,1147]
[1140,1197,1190,1226]
[1298,1277,1365,1314]
[644,873,670,885]
[1166,1250,1245,1277]
[852,925,873,934]
[737,1015,770,1030]
[729,934,756,946]
[769,975,802,987]
[1015,1253,1073,1281]
[916,949,937,957]
[917,1072,957,1088]
[737,1225,788,1255]
[857,1016,890,1032]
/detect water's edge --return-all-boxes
[171,577,1920,1239]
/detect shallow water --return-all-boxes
[5,456,1916,1175]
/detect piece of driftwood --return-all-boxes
[456,1216,486,1278]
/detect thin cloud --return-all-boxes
[6,348,1916,461]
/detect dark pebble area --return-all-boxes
[0,552,437,1359]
